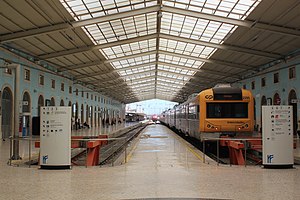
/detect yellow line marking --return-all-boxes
[125,138,140,163]
[172,132,204,161]
[186,146,204,161]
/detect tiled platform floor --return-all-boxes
[0,124,299,200]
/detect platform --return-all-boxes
[0,124,300,200]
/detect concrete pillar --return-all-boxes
[8,64,21,160]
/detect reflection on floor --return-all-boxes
[0,124,299,200]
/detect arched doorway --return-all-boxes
[94,107,97,127]
[22,91,31,136]
[81,104,84,125]
[33,95,44,136]
[273,93,281,105]
[98,107,101,128]
[86,105,89,124]
[1,87,13,140]
[261,96,267,106]
[288,89,297,136]
[75,102,79,120]
[60,99,64,106]
[50,97,55,106]
[90,106,93,127]
[68,101,72,107]
[72,103,76,118]
[38,95,44,116]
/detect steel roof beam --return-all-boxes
[75,61,157,80]
[160,33,281,59]
[39,33,158,59]
[60,46,254,73]
[138,90,177,96]
[154,0,163,98]
[157,60,241,79]
[90,73,154,85]
[100,75,156,86]
[0,5,160,43]
[159,50,257,72]
[161,5,300,38]
[74,58,241,81]
[60,50,156,72]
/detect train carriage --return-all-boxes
[161,85,254,141]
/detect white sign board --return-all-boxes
[40,106,71,169]
[262,106,293,168]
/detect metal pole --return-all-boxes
[217,139,219,166]
[125,144,127,164]
[29,138,31,168]
[85,141,88,168]
[244,140,247,167]
[202,139,205,164]
[9,137,12,165]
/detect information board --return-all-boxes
[40,106,71,169]
[262,106,293,168]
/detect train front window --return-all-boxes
[206,103,248,118]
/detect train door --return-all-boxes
[288,89,297,137]
[1,87,13,140]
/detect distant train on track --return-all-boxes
[160,84,254,140]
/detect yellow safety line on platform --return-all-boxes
[186,146,204,161]
[172,133,204,161]
[125,138,140,163]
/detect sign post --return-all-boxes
[262,106,293,168]
[40,106,71,169]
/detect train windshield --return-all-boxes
[206,102,248,118]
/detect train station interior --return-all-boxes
[0,0,300,199]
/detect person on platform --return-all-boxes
[83,121,90,129]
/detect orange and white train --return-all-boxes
[160,85,254,140]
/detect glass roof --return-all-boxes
[60,0,261,102]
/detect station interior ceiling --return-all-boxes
[0,0,300,104]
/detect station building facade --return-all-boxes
[0,47,124,140]
[236,55,300,135]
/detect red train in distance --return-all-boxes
[151,114,158,122]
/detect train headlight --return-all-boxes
[207,124,211,128]
[245,124,248,128]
